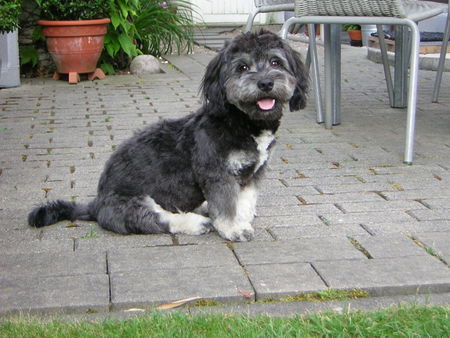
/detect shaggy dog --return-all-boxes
[28,30,308,241]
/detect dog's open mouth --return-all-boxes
[256,98,276,111]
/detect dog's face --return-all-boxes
[201,30,308,120]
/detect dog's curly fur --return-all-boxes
[28,30,308,241]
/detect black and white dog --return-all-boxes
[28,30,308,241]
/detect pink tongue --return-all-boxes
[257,98,275,110]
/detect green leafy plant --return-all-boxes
[35,0,110,21]
[19,46,39,67]
[80,224,98,239]
[343,24,361,31]
[0,0,22,34]
[135,0,197,57]
[100,0,141,74]
[100,0,198,74]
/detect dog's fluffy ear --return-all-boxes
[284,43,309,111]
[200,43,229,111]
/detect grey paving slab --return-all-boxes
[0,251,106,278]
[301,192,385,204]
[321,210,415,225]
[107,244,238,274]
[338,200,428,213]
[110,265,252,310]
[413,231,450,263]
[1,238,74,254]
[0,274,110,316]
[177,228,273,245]
[364,220,450,235]
[270,224,369,239]
[253,214,325,228]
[408,209,450,222]
[353,234,428,259]
[246,263,328,300]
[256,204,341,217]
[422,198,450,209]
[233,238,366,266]
[75,234,173,251]
[313,255,450,296]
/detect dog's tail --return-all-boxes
[28,200,96,228]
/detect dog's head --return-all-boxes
[201,30,308,121]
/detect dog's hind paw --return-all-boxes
[214,220,255,242]
[167,212,213,236]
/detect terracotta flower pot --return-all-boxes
[347,29,363,47]
[38,18,110,84]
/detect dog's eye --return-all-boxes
[238,64,250,72]
[270,59,281,68]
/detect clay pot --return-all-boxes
[347,29,363,47]
[38,18,110,83]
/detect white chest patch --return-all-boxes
[253,130,275,172]
[227,130,275,176]
[228,150,255,175]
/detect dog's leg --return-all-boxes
[193,201,209,217]
[207,182,257,242]
[96,196,212,235]
[143,197,212,235]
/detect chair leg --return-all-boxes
[244,8,260,32]
[307,24,324,123]
[377,25,394,106]
[432,13,450,103]
[404,22,420,165]
[323,24,334,129]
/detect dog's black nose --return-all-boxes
[257,78,274,92]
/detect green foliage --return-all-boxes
[0,0,22,33]
[343,24,361,31]
[35,0,110,20]
[100,0,141,74]
[134,0,197,57]
[100,0,197,74]
[19,46,39,67]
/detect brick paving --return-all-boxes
[0,31,449,316]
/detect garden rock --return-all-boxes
[130,55,162,75]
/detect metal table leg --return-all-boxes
[323,24,341,128]
[393,26,409,108]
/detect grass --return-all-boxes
[1,305,448,337]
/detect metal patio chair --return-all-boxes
[280,0,448,164]
[244,0,295,33]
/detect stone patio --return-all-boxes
[0,28,449,317]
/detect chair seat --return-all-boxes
[404,0,447,22]
[256,0,293,6]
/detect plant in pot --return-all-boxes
[0,0,22,88]
[344,24,362,47]
[35,0,111,84]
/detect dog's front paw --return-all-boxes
[214,220,255,242]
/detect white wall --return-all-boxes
[190,0,286,25]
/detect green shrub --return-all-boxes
[343,24,361,31]
[35,0,110,20]
[100,0,198,74]
[101,0,141,73]
[0,0,22,33]
[135,0,197,56]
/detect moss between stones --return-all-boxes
[259,289,370,304]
